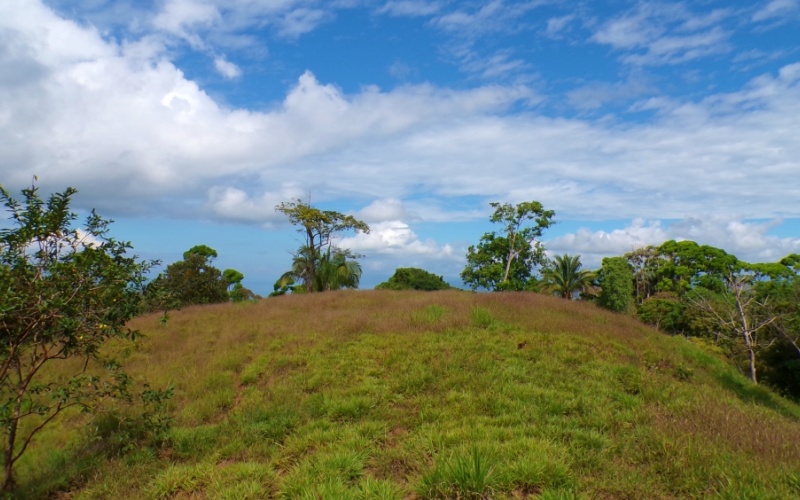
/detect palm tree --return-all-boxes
[314,248,362,291]
[541,254,594,299]
[277,246,362,293]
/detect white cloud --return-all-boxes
[378,1,442,17]
[752,0,799,22]
[1,0,800,233]
[591,3,733,65]
[152,0,220,47]
[207,184,305,225]
[545,14,575,38]
[213,56,241,79]
[277,8,331,38]
[338,220,454,258]
[357,198,416,223]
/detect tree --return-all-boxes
[275,200,369,293]
[314,248,363,291]
[376,268,453,291]
[625,245,662,304]
[690,268,778,384]
[540,254,594,299]
[222,268,244,290]
[597,257,634,313]
[156,246,229,307]
[273,246,362,294]
[0,184,155,492]
[461,201,555,291]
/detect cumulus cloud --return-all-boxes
[207,184,306,225]
[338,220,454,258]
[357,198,416,223]
[1,0,799,244]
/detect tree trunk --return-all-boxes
[3,403,19,493]
[748,346,757,384]
[306,227,316,293]
[502,233,517,284]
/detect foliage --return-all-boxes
[540,254,594,299]
[654,240,738,294]
[272,246,362,295]
[222,268,244,289]
[151,246,230,307]
[376,267,453,291]
[636,292,686,332]
[0,184,158,492]
[597,256,634,313]
[275,200,369,293]
[622,242,800,391]
[461,201,555,291]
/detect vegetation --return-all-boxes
[0,184,163,493]
[461,201,555,291]
[596,256,634,313]
[145,245,253,309]
[272,247,363,295]
[540,254,594,299]
[616,241,800,395]
[12,292,800,498]
[376,267,453,291]
[275,200,369,293]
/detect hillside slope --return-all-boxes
[16,291,800,498]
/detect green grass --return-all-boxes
[11,290,800,499]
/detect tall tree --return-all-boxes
[540,254,594,299]
[461,201,555,291]
[275,200,369,293]
[0,184,156,492]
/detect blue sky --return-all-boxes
[1,0,799,293]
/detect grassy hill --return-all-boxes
[15,291,800,498]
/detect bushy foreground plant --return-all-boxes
[0,183,170,493]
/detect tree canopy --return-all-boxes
[461,201,555,291]
[274,200,369,294]
[540,254,594,299]
[148,246,243,308]
[376,268,453,291]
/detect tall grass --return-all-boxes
[12,291,800,498]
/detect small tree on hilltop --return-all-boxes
[461,201,555,291]
[275,200,369,293]
[0,184,157,492]
[376,268,453,291]
[157,245,229,307]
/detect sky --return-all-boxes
[1,0,799,294]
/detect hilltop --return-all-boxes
[16,291,800,498]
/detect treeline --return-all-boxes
[594,241,800,397]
